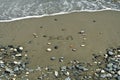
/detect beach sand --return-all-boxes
[0,10,120,79]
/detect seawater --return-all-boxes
[0,0,120,22]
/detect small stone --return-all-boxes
[101,69,105,73]
[25,54,28,57]
[118,70,120,75]
[106,73,112,77]
[104,54,108,58]
[36,66,41,71]
[64,71,70,76]
[17,46,23,53]
[94,73,99,77]
[79,30,85,34]
[14,67,19,71]
[59,57,64,62]
[14,74,17,77]
[72,48,77,51]
[0,48,5,51]
[5,67,14,74]
[100,74,107,78]
[83,37,87,40]
[117,48,120,52]
[46,48,52,52]
[45,67,49,71]
[69,45,73,48]
[80,44,85,47]
[33,33,38,38]
[0,60,4,64]
[61,66,67,71]
[13,48,17,52]
[107,51,114,56]
[13,61,21,65]
[83,67,89,71]
[117,55,120,58]
[37,76,43,80]
[60,57,64,59]
[47,42,51,45]
[12,78,16,80]
[50,57,56,60]
[10,48,14,51]
[96,68,101,72]
[65,77,71,80]
[107,63,113,68]
[15,54,22,57]
[54,71,59,77]
[19,46,23,50]
[94,61,98,64]
[26,72,29,75]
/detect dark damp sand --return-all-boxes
[0,10,120,79]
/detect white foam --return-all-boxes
[0,9,120,23]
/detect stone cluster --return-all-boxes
[93,47,120,80]
[0,45,29,80]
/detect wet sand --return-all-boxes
[0,10,120,79]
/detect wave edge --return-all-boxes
[0,9,120,23]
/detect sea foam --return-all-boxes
[0,0,120,22]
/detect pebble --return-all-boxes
[64,71,70,76]
[59,57,64,62]
[17,46,23,53]
[80,44,85,47]
[72,48,77,51]
[12,78,16,80]
[0,60,4,64]
[65,77,71,80]
[47,42,51,45]
[46,48,52,52]
[50,57,56,60]
[15,53,22,57]
[33,33,38,38]
[13,48,17,52]
[26,72,29,75]
[104,54,108,58]
[18,46,23,50]
[118,71,120,75]
[117,48,120,52]
[54,71,59,77]
[79,30,85,34]
[101,69,105,73]
[0,48,5,51]
[13,61,21,65]
[25,54,28,57]
[83,37,87,40]
[107,51,114,56]
[96,68,101,72]
[61,66,67,71]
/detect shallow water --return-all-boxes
[0,0,120,21]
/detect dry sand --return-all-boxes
[0,10,120,79]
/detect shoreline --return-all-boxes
[0,9,120,23]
